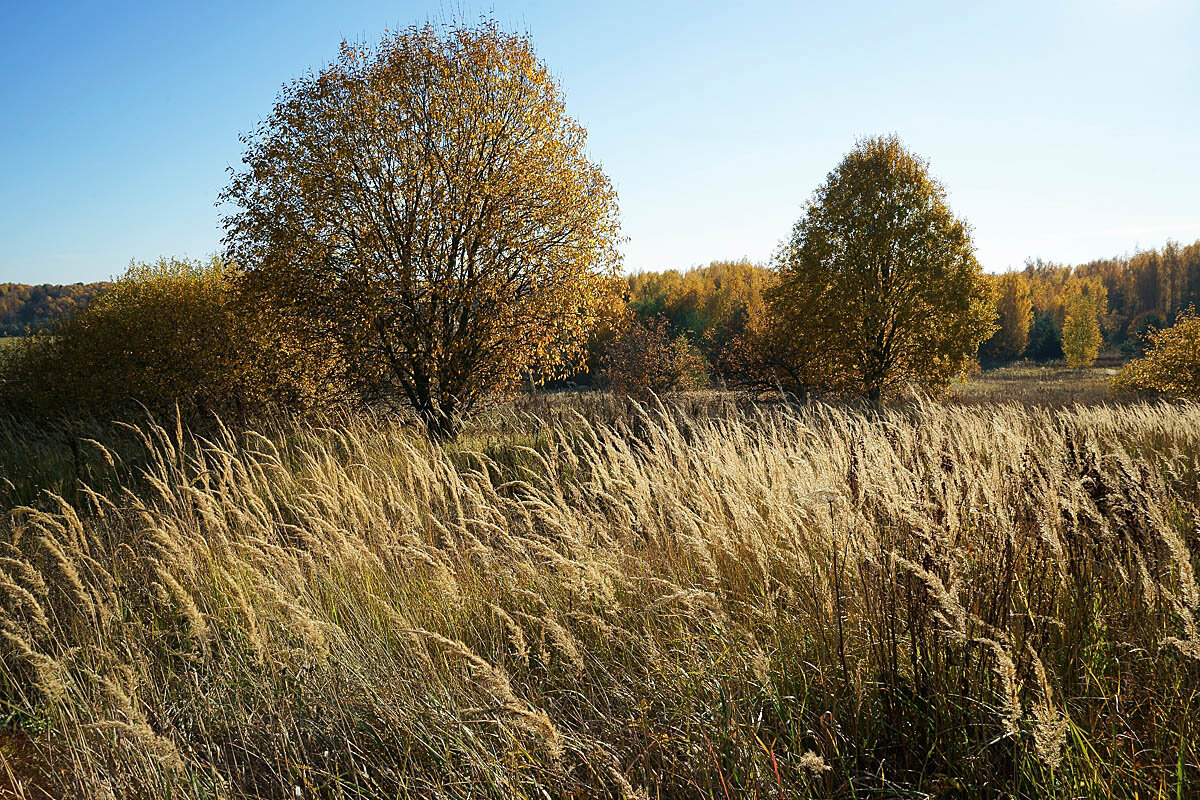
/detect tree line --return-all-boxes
[0,282,109,337]
[1,20,1196,437]
[976,240,1200,369]
[9,237,1195,390]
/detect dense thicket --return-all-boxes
[597,316,709,397]
[0,258,337,420]
[610,260,771,386]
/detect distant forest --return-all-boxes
[3,237,1198,351]
[1032,239,1200,330]
[0,282,109,336]
[618,238,1200,377]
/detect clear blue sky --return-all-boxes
[2,0,1198,284]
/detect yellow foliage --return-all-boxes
[981,273,1033,361]
[1062,293,1102,369]
[623,261,772,380]
[0,258,337,419]
[1112,310,1200,399]
[222,20,622,438]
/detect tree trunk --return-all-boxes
[420,402,460,442]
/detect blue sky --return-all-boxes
[2,0,1198,284]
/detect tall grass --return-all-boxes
[1,398,1198,798]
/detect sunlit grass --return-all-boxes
[952,360,1119,406]
[1,397,1198,798]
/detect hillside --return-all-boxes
[0,282,109,336]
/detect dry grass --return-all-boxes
[1,396,1198,798]
[951,361,1120,407]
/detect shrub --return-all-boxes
[1112,310,1200,399]
[0,257,338,420]
[599,317,709,397]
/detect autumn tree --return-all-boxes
[1112,310,1200,399]
[979,273,1033,363]
[1062,292,1102,369]
[222,21,622,439]
[748,136,994,401]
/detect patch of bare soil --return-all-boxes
[0,734,56,800]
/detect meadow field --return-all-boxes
[2,376,1198,799]
[950,362,1122,407]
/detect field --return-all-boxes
[2,376,1199,799]
[951,358,1125,408]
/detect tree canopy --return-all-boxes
[979,273,1033,363]
[744,135,994,401]
[222,20,622,438]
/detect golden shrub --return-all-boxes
[1112,310,1200,399]
[0,257,339,419]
